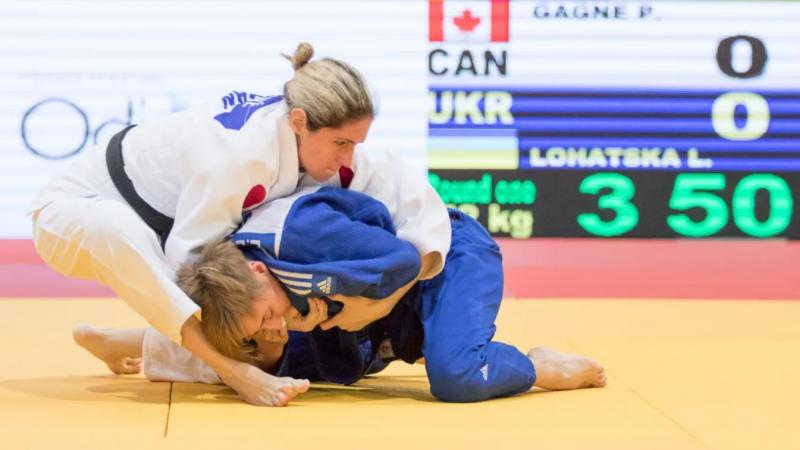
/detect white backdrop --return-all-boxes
[0,0,428,238]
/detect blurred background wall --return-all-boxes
[2,0,799,298]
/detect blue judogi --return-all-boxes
[232,187,536,402]
[234,187,421,314]
[414,209,535,401]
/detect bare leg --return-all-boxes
[528,347,607,390]
[72,323,144,375]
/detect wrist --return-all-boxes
[180,316,236,376]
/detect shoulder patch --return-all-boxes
[242,184,267,210]
[338,166,354,189]
[214,92,282,131]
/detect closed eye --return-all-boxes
[243,315,268,341]
[334,137,355,146]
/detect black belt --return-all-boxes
[106,125,174,248]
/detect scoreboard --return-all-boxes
[427,0,800,238]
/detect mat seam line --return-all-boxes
[568,341,712,450]
[163,382,173,438]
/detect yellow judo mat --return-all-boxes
[1,298,797,450]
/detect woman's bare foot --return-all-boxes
[528,347,607,390]
[72,323,144,375]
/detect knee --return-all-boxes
[426,349,493,403]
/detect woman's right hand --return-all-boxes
[219,360,310,406]
[181,315,309,406]
[285,298,329,332]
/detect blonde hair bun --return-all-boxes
[284,42,314,71]
[282,44,374,130]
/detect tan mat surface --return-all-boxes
[0,298,797,450]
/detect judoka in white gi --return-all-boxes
[31,43,448,406]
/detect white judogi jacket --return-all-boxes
[33,91,450,278]
[119,93,300,269]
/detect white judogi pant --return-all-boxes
[142,328,221,384]
[30,145,200,345]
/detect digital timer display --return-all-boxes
[428,1,800,238]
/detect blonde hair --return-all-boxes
[175,238,264,365]
[282,42,374,131]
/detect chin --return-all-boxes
[309,169,337,182]
[307,172,329,182]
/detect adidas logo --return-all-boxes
[316,277,332,295]
[480,364,489,381]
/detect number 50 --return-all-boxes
[668,174,793,237]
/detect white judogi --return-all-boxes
[30,92,450,344]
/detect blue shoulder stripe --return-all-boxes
[214,93,283,131]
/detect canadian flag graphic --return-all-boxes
[429,0,509,42]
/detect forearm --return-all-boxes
[373,277,416,317]
[180,316,236,379]
[322,253,440,331]
[384,253,438,303]
[362,252,439,321]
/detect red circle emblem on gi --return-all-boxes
[242,184,267,209]
[339,166,354,189]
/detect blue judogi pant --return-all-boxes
[414,210,536,402]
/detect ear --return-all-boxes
[248,260,268,274]
[289,108,308,134]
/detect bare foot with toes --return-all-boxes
[528,347,607,390]
[72,323,142,375]
[224,362,310,407]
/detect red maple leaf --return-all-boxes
[453,9,481,32]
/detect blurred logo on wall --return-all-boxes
[20,95,186,160]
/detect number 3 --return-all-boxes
[578,173,639,237]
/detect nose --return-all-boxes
[339,150,354,168]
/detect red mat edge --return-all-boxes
[2,239,798,300]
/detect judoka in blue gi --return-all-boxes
[230,185,607,401]
[73,186,606,402]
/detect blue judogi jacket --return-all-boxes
[231,186,426,383]
[232,186,421,313]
